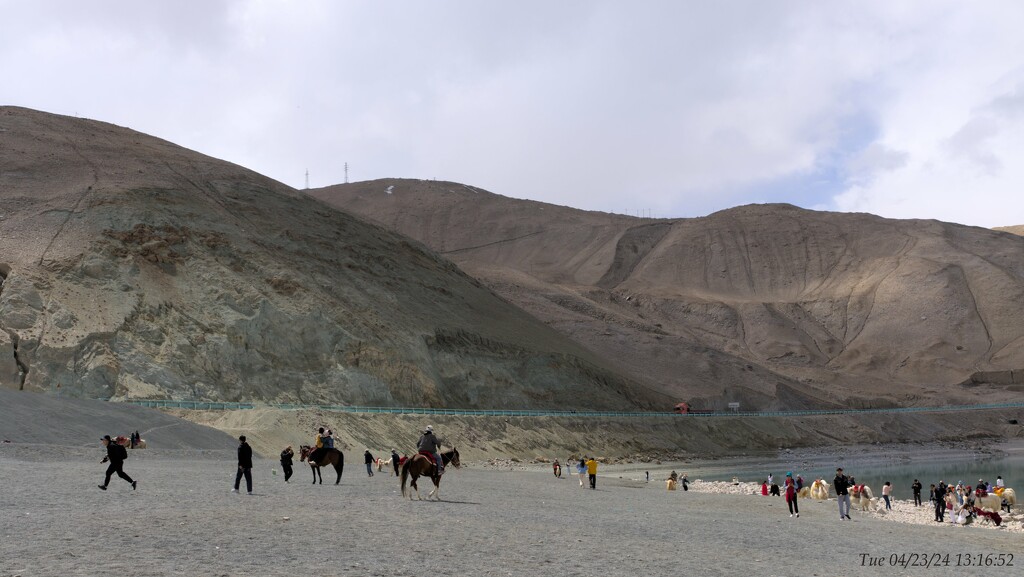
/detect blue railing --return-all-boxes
[122,399,1024,418]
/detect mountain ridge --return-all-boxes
[312,178,1024,409]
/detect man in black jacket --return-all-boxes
[911,479,923,506]
[98,435,136,491]
[364,449,375,477]
[934,481,947,522]
[833,467,851,520]
[233,435,253,495]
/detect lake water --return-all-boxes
[617,443,1024,501]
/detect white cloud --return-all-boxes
[2,1,1024,226]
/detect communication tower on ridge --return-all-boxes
[305,169,309,189]
[345,162,349,184]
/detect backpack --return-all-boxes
[117,443,129,460]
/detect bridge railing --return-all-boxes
[123,399,1024,418]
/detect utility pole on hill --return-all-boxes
[345,163,349,184]
[305,169,309,189]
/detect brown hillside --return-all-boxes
[0,107,667,410]
[994,225,1024,236]
[311,178,1024,409]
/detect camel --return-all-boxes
[666,478,677,491]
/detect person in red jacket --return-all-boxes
[785,472,799,517]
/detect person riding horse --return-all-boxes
[417,425,445,476]
[309,427,328,463]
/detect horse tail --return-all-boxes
[400,458,411,497]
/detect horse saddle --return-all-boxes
[418,450,437,465]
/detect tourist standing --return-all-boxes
[834,468,851,520]
[232,435,253,495]
[576,458,587,488]
[785,472,799,518]
[97,435,136,491]
[882,481,892,510]
[364,449,375,477]
[391,449,401,476]
[681,473,689,491]
[934,481,947,522]
[586,457,598,489]
[280,445,294,483]
[911,479,923,506]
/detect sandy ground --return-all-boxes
[2,445,1021,577]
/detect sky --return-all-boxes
[2,1,1023,228]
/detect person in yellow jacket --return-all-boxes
[309,427,326,462]
[586,457,598,490]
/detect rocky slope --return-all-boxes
[0,107,666,410]
[312,179,1024,409]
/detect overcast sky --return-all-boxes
[3,1,1024,227]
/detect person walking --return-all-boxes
[934,481,947,522]
[364,449,375,477]
[784,472,799,518]
[97,435,136,491]
[232,435,253,495]
[681,473,689,491]
[882,481,892,510]
[586,457,598,489]
[834,467,851,520]
[911,479,923,506]
[391,449,401,476]
[576,458,587,488]
[280,445,294,483]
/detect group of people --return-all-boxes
[928,477,1006,524]
[668,470,689,490]
[97,424,451,494]
[758,472,803,517]
[570,457,599,489]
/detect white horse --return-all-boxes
[851,484,875,511]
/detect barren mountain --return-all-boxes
[312,179,1024,409]
[0,107,667,410]
[994,225,1024,236]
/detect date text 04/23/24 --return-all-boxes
[859,553,1013,568]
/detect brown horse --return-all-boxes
[400,448,460,500]
[299,445,344,484]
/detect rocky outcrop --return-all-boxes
[0,107,666,410]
